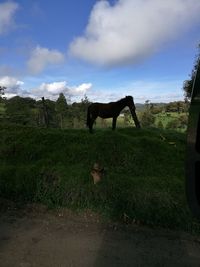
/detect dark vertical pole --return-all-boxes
[186,59,200,218]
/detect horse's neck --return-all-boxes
[117,99,127,111]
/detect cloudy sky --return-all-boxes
[0,0,200,103]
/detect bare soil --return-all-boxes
[1,201,200,267]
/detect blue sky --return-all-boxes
[0,0,200,103]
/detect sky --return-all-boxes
[0,0,200,103]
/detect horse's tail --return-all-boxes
[86,106,91,127]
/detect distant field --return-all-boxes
[0,125,198,233]
[95,116,134,128]
[94,111,187,131]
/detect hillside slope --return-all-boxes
[0,125,198,232]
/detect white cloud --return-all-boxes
[27,46,65,74]
[38,81,67,95]
[0,76,183,103]
[0,76,24,96]
[72,83,92,93]
[31,81,92,100]
[70,0,200,66]
[84,79,184,103]
[0,1,19,34]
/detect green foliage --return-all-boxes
[139,111,155,127]
[0,102,5,115]
[157,120,164,129]
[165,101,188,113]
[56,93,68,128]
[0,125,199,233]
[56,93,68,114]
[155,112,188,132]
[35,98,58,127]
[166,118,181,129]
[165,114,188,130]
[150,105,163,114]
[179,114,188,128]
[5,96,36,125]
[1,95,188,132]
[123,109,132,126]
[0,85,6,98]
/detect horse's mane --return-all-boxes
[117,96,133,103]
[95,96,133,105]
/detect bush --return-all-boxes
[157,120,164,129]
[139,111,155,127]
[166,114,188,130]
[166,118,180,129]
[179,114,188,128]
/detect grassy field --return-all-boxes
[93,112,187,131]
[0,124,199,233]
[95,116,132,128]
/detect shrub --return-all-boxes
[139,111,155,127]
[179,114,188,128]
[157,120,164,129]
[166,118,180,129]
[166,114,188,130]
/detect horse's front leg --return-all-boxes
[89,117,96,133]
[112,117,117,130]
[89,119,94,133]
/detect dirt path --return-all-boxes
[1,203,200,267]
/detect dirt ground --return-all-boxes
[1,202,200,267]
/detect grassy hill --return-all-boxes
[0,124,199,233]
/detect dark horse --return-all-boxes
[86,96,140,133]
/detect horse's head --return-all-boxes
[125,95,140,128]
[125,96,135,110]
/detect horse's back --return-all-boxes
[90,102,119,119]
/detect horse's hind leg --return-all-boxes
[112,117,117,130]
[89,118,95,133]
[89,122,93,133]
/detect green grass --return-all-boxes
[0,124,199,233]
[95,116,132,128]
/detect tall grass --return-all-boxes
[0,124,199,233]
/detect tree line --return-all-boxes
[0,92,189,130]
[0,93,91,128]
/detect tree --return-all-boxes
[5,96,36,125]
[139,111,155,127]
[183,44,200,99]
[35,98,57,127]
[165,101,186,113]
[139,100,155,127]
[71,95,91,128]
[56,93,68,128]
[0,86,6,103]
